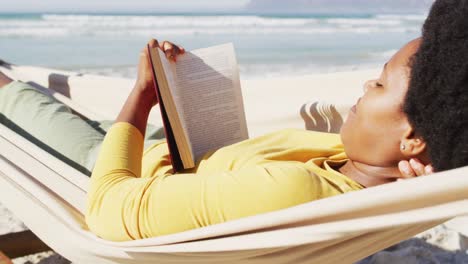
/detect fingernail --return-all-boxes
[404,165,411,174]
[426,166,434,173]
[399,162,409,174]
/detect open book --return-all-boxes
[147,43,249,172]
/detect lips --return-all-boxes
[350,97,361,114]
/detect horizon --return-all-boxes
[0,11,429,15]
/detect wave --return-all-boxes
[0,14,425,37]
[0,27,420,37]
[41,14,319,27]
[326,18,402,26]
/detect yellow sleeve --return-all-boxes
[86,123,326,241]
[86,122,148,241]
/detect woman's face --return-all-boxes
[340,39,421,167]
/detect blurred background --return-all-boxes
[0,0,433,80]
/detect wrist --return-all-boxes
[115,86,153,137]
[134,80,148,91]
[133,84,157,106]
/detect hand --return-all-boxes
[398,158,434,179]
[135,39,186,105]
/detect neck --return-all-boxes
[339,160,401,188]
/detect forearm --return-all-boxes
[115,85,155,137]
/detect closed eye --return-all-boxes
[375,82,384,87]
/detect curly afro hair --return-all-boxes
[404,0,468,171]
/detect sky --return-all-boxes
[0,0,250,12]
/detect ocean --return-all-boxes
[0,13,426,80]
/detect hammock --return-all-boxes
[1,62,467,264]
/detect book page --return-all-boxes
[158,49,177,90]
[172,43,249,161]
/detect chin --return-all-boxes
[339,116,351,138]
[339,119,354,157]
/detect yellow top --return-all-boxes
[86,122,364,241]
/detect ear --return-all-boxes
[400,126,427,157]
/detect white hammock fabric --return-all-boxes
[0,63,467,264]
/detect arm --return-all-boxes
[86,39,186,240]
[115,86,153,138]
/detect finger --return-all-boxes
[164,49,175,61]
[424,165,434,175]
[167,44,181,61]
[139,49,148,62]
[398,160,415,178]
[163,41,173,51]
[148,39,159,48]
[143,39,158,63]
[409,158,425,176]
[171,45,183,55]
[171,48,178,62]
[161,41,175,61]
[178,46,185,54]
[159,40,166,50]
[159,41,184,61]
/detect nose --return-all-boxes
[363,80,372,93]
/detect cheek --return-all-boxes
[340,102,406,164]
[358,96,401,131]
[340,112,361,155]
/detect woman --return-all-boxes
[0,0,464,241]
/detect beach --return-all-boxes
[2,11,468,264]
